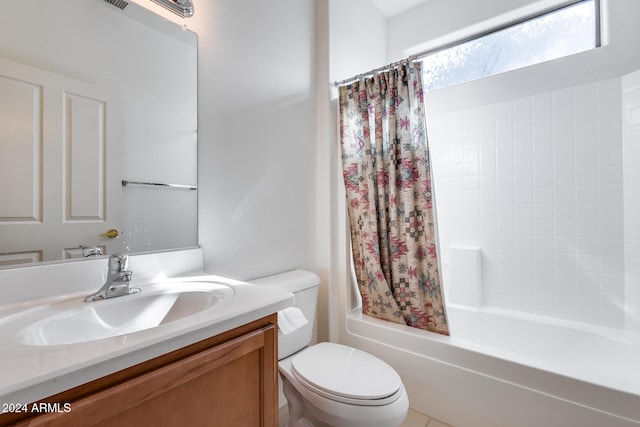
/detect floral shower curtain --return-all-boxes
[338,62,449,335]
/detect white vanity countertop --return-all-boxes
[0,272,293,405]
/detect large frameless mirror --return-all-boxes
[0,0,198,267]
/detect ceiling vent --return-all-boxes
[102,0,129,10]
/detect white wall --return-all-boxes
[329,0,387,83]
[316,0,387,341]
[387,0,540,61]
[190,0,317,281]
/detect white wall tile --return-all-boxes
[534,219,554,235]
[575,237,600,256]
[532,92,553,140]
[574,83,598,132]
[576,131,598,151]
[552,87,574,136]
[513,96,533,143]
[428,76,629,328]
[575,149,598,170]
[495,100,513,146]
[597,79,622,130]
[574,168,597,186]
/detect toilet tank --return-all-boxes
[250,269,320,360]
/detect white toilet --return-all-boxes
[251,270,409,427]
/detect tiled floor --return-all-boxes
[279,407,452,427]
[400,408,453,427]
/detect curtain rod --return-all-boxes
[333,55,418,88]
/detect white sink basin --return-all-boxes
[14,281,235,346]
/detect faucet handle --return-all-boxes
[108,253,128,272]
[80,245,103,258]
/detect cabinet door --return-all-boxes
[19,324,278,427]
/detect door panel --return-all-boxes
[65,93,107,221]
[0,73,42,222]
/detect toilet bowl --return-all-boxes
[279,342,408,427]
[251,270,409,427]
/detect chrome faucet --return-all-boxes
[84,253,140,302]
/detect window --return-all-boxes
[421,0,599,91]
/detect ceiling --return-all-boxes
[369,0,429,18]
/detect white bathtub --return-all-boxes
[343,305,640,427]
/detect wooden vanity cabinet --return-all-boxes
[2,314,278,427]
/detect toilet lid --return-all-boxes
[291,342,402,402]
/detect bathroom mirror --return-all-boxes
[0,0,197,267]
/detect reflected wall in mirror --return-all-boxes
[0,0,198,267]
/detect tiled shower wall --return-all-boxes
[623,70,640,332]
[427,78,627,328]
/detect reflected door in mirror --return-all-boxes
[0,58,121,265]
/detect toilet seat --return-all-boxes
[291,342,402,406]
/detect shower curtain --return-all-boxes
[338,62,449,335]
